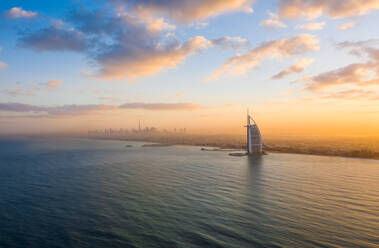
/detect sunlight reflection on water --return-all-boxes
[0,138,378,248]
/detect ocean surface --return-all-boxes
[0,137,378,248]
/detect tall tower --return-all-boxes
[245,110,263,154]
[138,120,141,132]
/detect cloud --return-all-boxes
[176,93,184,98]
[206,34,319,81]
[336,39,379,49]
[0,103,113,116]
[98,96,124,103]
[321,89,379,100]
[0,47,6,69]
[98,36,211,79]
[19,7,249,81]
[0,102,207,117]
[339,21,356,30]
[304,63,372,92]
[0,80,63,98]
[278,0,379,19]
[211,36,249,50]
[260,12,287,29]
[0,103,43,112]
[119,102,204,110]
[43,80,64,88]
[272,58,314,79]
[1,89,34,96]
[0,61,7,69]
[146,18,176,32]
[298,22,326,30]
[20,26,89,52]
[20,8,215,80]
[5,7,37,19]
[124,0,255,22]
[301,41,379,93]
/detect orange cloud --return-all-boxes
[260,12,287,29]
[0,61,7,69]
[20,7,252,81]
[339,21,356,30]
[5,7,37,18]
[206,34,319,81]
[297,41,379,102]
[44,80,63,88]
[0,47,7,69]
[130,0,254,22]
[21,8,215,80]
[303,42,379,92]
[98,36,212,79]
[305,63,372,92]
[272,58,314,79]
[146,18,176,32]
[278,0,379,19]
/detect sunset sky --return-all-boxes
[0,0,378,136]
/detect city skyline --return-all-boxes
[0,0,379,136]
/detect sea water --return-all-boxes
[0,138,378,247]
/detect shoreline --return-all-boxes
[84,136,379,161]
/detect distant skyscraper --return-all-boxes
[245,110,263,154]
[138,120,141,132]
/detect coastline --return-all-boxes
[83,135,379,161]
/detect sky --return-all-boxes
[0,0,378,136]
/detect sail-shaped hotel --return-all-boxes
[246,111,263,154]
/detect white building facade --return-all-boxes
[246,112,263,154]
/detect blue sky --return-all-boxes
[0,0,378,135]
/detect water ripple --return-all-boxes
[0,138,378,248]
